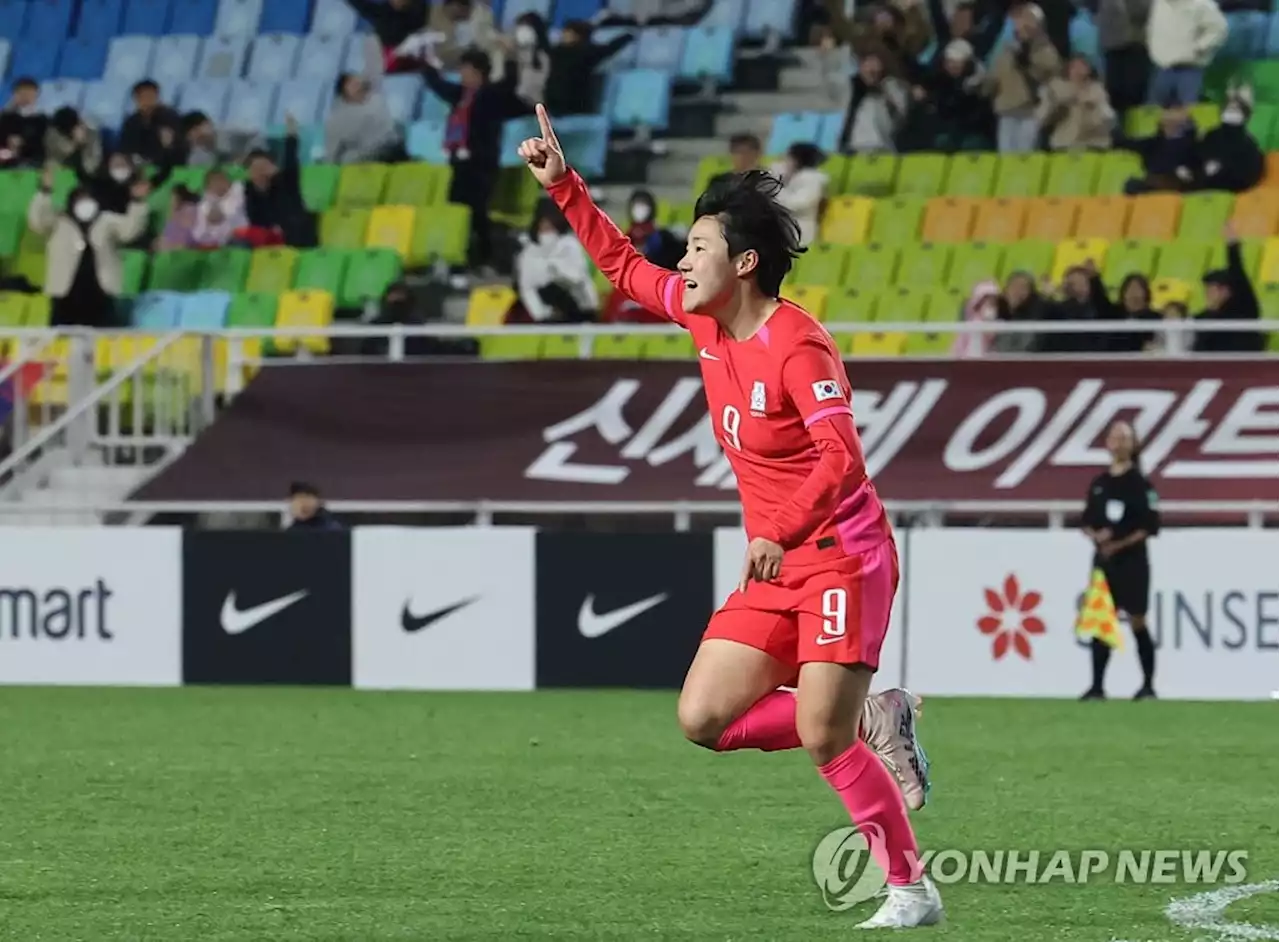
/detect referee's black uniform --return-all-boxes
[1080,466,1161,699]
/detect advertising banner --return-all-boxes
[0,527,182,686]
[352,528,536,691]
[904,529,1278,700]
[137,359,1278,505]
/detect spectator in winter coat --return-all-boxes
[1193,224,1264,353]
[923,0,1004,69]
[824,0,931,82]
[906,38,994,151]
[325,72,403,164]
[985,3,1062,153]
[992,270,1050,354]
[1036,56,1117,151]
[425,0,502,73]
[508,12,553,105]
[243,118,316,247]
[952,279,1002,357]
[1146,0,1227,106]
[343,0,427,63]
[1194,89,1264,193]
[839,52,911,153]
[543,20,635,116]
[118,80,182,166]
[516,200,598,322]
[43,107,102,173]
[1123,99,1199,193]
[1098,273,1161,352]
[0,77,45,168]
[770,143,828,247]
[1040,265,1109,353]
[1084,0,1152,115]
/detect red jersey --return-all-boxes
[548,171,892,567]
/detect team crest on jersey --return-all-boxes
[750,381,767,414]
[812,379,842,402]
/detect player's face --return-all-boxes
[678,216,742,314]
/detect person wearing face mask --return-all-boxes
[505,13,552,106]
[514,200,597,323]
[28,166,150,328]
[951,280,1001,357]
[1191,87,1264,193]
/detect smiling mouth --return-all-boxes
[684,280,697,289]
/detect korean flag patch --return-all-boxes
[811,379,842,402]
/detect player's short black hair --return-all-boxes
[693,170,804,298]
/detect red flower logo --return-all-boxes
[977,575,1046,660]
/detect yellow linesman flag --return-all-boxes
[1075,569,1124,649]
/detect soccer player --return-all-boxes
[519,106,942,929]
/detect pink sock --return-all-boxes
[819,740,921,886]
[715,690,802,752]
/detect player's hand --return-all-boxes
[739,537,784,592]
[518,103,566,187]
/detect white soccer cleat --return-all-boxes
[856,877,944,929]
[862,688,931,811]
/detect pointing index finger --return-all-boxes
[535,103,560,149]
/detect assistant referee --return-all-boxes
[1079,420,1161,700]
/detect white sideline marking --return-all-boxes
[1164,881,1279,941]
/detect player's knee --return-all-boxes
[676,695,730,749]
[796,712,858,765]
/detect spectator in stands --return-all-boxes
[708,135,763,189]
[514,200,599,323]
[770,143,828,247]
[119,81,182,167]
[1123,97,1198,193]
[823,0,930,81]
[1194,87,1264,193]
[903,38,994,152]
[0,77,45,168]
[77,151,158,215]
[243,117,315,247]
[426,0,501,73]
[1150,301,1191,353]
[287,482,344,531]
[923,0,1004,70]
[543,20,635,117]
[156,185,200,251]
[1085,0,1152,116]
[423,47,533,272]
[43,107,102,174]
[952,279,1002,357]
[984,3,1062,153]
[839,52,910,153]
[992,270,1049,354]
[192,169,247,248]
[1036,55,1117,151]
[343,0,428,69]
[1099,273,1160,351]
[623,189,680,264]
[180,111,260,168]
[601,0,713,26]
[325,72,404,165]
[28,166,150,328]
[1146,0,1226,106]
[1193,224,1263,353]
[506,12,553,106]
[1041,263,1109,353]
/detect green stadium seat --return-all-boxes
[843,154,899,197]
[24,294,50,326]
[693,155,733,198]
[1154,241,1213,280]
[481,333,543,359]
[384,163,440,206]
[1124,106,1161,138]
[490,168,542,226]
[293,248,350,296]
[1244,60,1278,105]
[341,248,402,306]
[1188,103,1220,132]
[1177,192,1235,239]
[300,165,341,212]
[50,168,77,209]
[320,207,372,249]
[148,250,206,292]
[657,201,694,231]
[10,250,44,288]
[895,242,952,287]
[1247,105,1277,151]
[825,287,879,322]
[245,248,299,295]
[792,243,850,286]
[874,286,930,322]
[1102,240,1159,284]
[592,334,648,358]
[641,334,696,359]
[894,154,948,197]
[202,248,251,292]
[903,330,955,356]
[0,212,21,258]
[867,197,926,244]
[119,250,149,297]
[994,153,1048,197]
[0,170,38,214]
[943,153,998,197]
[227,292,280,328]
[999,240,1056,280]
[0,291,27,327]
[947,242,1005,289]
[924,286,965,321]
[843,243,899,289]
[410,202,470,267]
[820,155,849,194]
[335,163,390,207]
[1043,153,1101,196]
[541,334,583,358]
[1095,152,1143,194]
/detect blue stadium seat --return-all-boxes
[816,111,843,151]
[380,74,423,124]
[105,36,155,82]
[592,27,638,70]
[635,26,685,71]
[81,80,131,128]
[151,35,201,88]
[57,37,111,82]
[168,0,218,34]
[500,115,540,167]
[552,0,602,27]
[7,40,60,82]
[766,111,822,154]
[1068,10,1101,70]
[342,35,372,74]
[132,292,183,329]
[258,0,310,34]
[607,68,671,130]
[297,33,346,82]
[311,0,356,36]
[743,0,797,38]
[197,36,249,79]
[215,0,263,36]
[1267,13,1279,57]
[1222,11,1268,58]
[405,119,446,162]
[0,0,28,41]
[178,291,231,328]
[179,79,232,120]
[122,0,172,35]
[23,0,74,41]
[501,0,551,30]
[248,33,302,81]
[0,39,9,78]
[223,80,276,131]
[677,25,733,82]
[557,113,609,177]
[38,80,87,113]
[76,0,125,38]
[273,78,327,125]
[703,0,746,32]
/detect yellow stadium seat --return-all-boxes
[1051,238,1110,283]
[1072,197,1131,240]
[787,285,829,320]
[274,289,335,354]
[819,196,874,244]
[971,198,1027,242]
[465,286,517,326]
[1259,237,1279,285]
[214,338,265,393]
[850,331,907,357]
[1150,277,1193,309]
[365,205,416,257]
[1230,189,1279,239]
[921,198,976,242]
[1022,198,1080,241]
[1125,194,1181,239]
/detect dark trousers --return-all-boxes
[1104,44,1151,116]
[448,159,498,269]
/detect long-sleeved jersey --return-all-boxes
[547,170,892,567]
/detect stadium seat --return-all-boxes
[1102,239,1159,285]
[297,34,347,83]
[1073,196,1130,239]
[1043,152,1101,196]
[791,243,850,287]
[971,198,1026,242]
[274,289,334,354]
[1258,237,1278,285]
[786,285,829,320]
[1124,105,1160,138]
[642,333,697,359]
[943,153,998,197]
[197,36,249,80]
[866,197,925,244]
[245,248,298,295]
[850,330,907,357]
[77,0,125,36]
[148,251,206,292]
[151,35,200,89]
[1125,194,1180,239]
[896,242,952,287]
[1022,197,1080,241]
[104,36,154,82]
[178,291,232,329]
[57,38,110,81]
[1095,151,1143,194]
[179,79,232,121]
[635,25,685,71]
[921,198,976,242]
[556,115,610,179]
[8,35,59,80]
[608,69,671,130]
[766,112,823,155]
[1230,190,1279,238]
[677,26,735,82]
[924,286,965,322]
[335,163,389,207]
[994,153,1048,197]
[0,39,9,77]
[1051,238,1110,282]
[743,0,796,36]
[293,248,350,296]
[320,208,372,249]
[0,0,25,39]
[312,0,357,35]
[1177,192,1235,239]
[381,75,424,124]
[843,243,899,290]
[406,119,447,163]
[409,203,470,267]
[131,291,183,329]
[25,0,74,40]
[820,155,849,194]
[258,0,308,32]
[593,334,649,359]
[273,78,329,126]
[202,248,250,292]
[366,206,415,257]
[226,291,278,327]
[465,286,517,326]
[385,162,448,206]
[214,0,263,36]
[895,154,948,197]
[824,287,878,322]
[999,240,1056,280]
[38,80,86,113]
[170,0,218,33]
[248,33,301,82]
[223,81,276,132]
[82,80,131,128]
[480,332,543,360]
[819,196,874,245]
[122,0,171,35]
[947,242,1005,289]
[341,248,402,306]
[693,155,732,197]
[1150,277,1193,309]
[1154,241,1212,280]
[0,292,29,327]
[903,330,956,356]
[875,286,930,322]
[842,155,898,197]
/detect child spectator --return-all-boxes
[193,169,247,248]
[156,185,201,250]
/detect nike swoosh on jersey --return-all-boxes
[220,589,309,636]
[401,596,480,633]
[698,347,719,361]
[577,592,669,638]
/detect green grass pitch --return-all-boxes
[0,688,1275,941]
